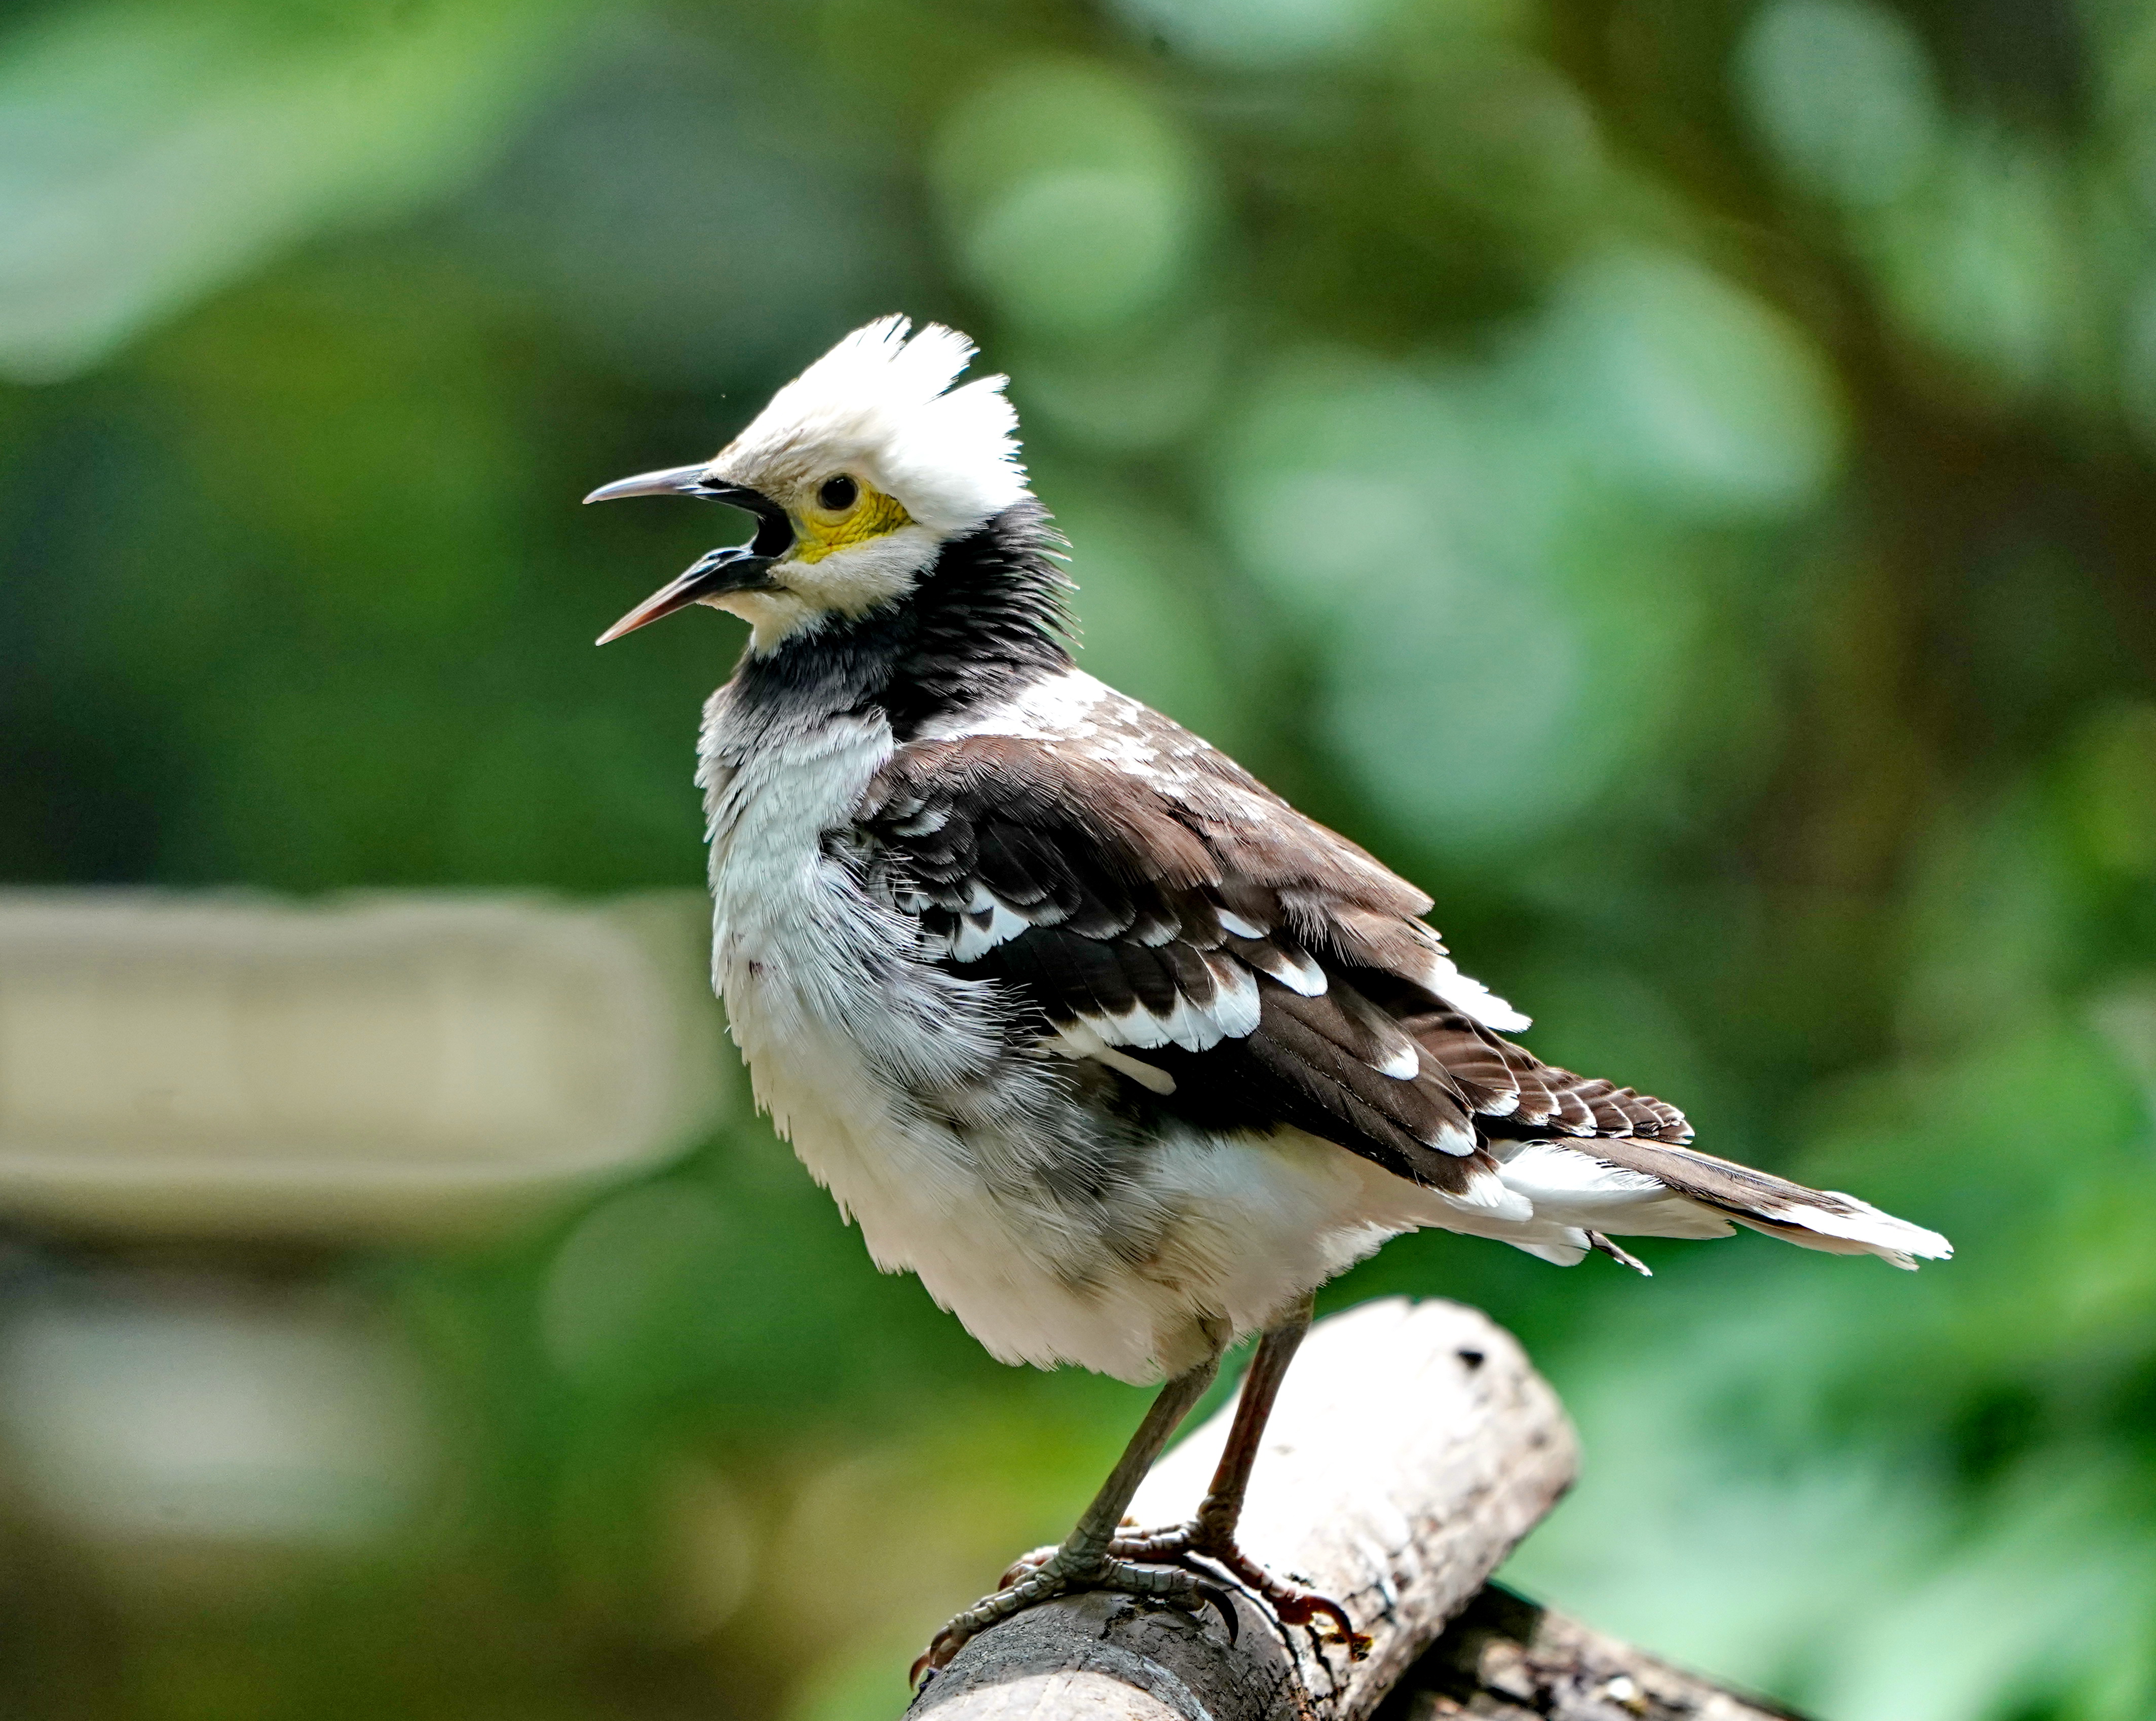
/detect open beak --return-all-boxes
[595,545,777,644]
[585,465,795,644]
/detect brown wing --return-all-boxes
[857,730,1689,1198]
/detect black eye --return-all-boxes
[817,474,857,511]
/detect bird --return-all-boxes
[584,316,1951,1680]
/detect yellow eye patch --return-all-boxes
[788,481,914,564]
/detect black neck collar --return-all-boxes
[724,499,1074,741]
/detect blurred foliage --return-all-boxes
[3,1,2155,1718]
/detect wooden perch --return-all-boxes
[907,1298,1566,1721]
[1388,1584,1807,1720]
[906,1298,1807,1721]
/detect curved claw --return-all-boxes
[1121,1525,1368,1660]
[908,1652,935,1690]
[1195,1581,1238,1644]
[1268,1585,1371,1657]
[1272,1589,1358,1640]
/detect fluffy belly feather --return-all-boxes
[727,967,1450,1382]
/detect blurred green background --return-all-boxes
[4,1,2155,1716]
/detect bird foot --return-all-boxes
[911,1542,1237,1686]
[1104,1520,1371,1658]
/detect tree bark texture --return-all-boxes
[1380,1584,1808,1721]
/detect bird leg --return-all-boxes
[912,1348,1235,1683]
[1103,1296,1370,1656]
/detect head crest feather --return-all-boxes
[713,316,1028,536]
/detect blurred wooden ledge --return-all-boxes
[0,888,729,1243]
[906,1299,1806,1721]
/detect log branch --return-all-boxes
[905,1298,1808,1721]
[1384,1584,1808,1721]
[909,1298,1577,1721]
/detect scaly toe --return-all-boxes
[1104,1521,1196,1560]
[911,1546,1238,1683]
[1107,1523,1369,1659]
[997,1544,1060,1588]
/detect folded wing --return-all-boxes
[857,728,1947,1270]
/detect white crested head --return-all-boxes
[586,317,1042,654]
[710,316,1029,537]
